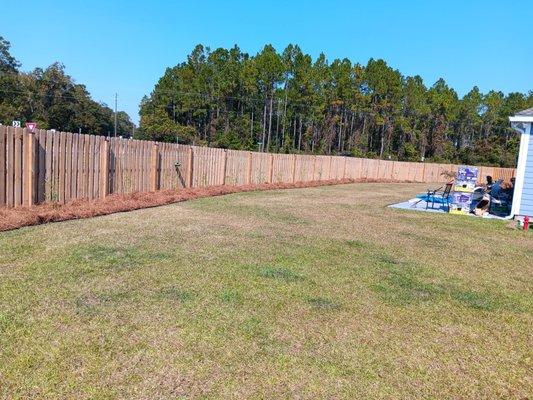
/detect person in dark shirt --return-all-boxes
[485,175,494,191]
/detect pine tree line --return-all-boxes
[138,44,533,167]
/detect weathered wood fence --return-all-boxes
[0,126,516,207]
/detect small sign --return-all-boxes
[12,120,21,128]
[25,122,37,132]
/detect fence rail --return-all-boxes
[0,126,517,208]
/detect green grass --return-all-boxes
[0,183,531,399]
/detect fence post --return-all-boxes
[312,156,317,181]
[268,153,274,183]
[151,143,159,191]
[187,145,194,188]
[328,156,333,180]
[25,130,35,206]
[100,138,109,198]
[292,154,297,183]
[247,152,252,185]
[0,126,5,207]
[221,149,228,185]
[342,157,347,179]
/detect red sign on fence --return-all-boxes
[25,122,37,132]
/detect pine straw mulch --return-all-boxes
[0,178,408,232]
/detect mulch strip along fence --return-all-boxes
[1,127,516,210]
[0,178,406,232]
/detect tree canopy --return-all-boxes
[0,36,134,136]
[139,44,533,167]
[1,36,531,167]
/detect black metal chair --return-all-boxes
[426,182,453,211]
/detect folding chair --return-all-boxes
[426,182,453,211]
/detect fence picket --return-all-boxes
[14,128,23,206]
[0,126,5,206]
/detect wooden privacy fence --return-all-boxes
[0,126,517,208]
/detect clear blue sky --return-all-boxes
[3,0,532,124]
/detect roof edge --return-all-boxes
[509,116,533,123]
[516,107,533,116]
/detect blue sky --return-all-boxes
[3,0,532,124]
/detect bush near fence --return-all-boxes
[0,126,516,208]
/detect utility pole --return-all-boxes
[114,93,118,137]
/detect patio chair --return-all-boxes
[426,182,453,211]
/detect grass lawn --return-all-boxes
[0,183,531,399]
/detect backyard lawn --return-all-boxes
[0,183,531,399]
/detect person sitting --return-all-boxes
[485,175,494,191]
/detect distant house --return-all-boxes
[509,108,533,217]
